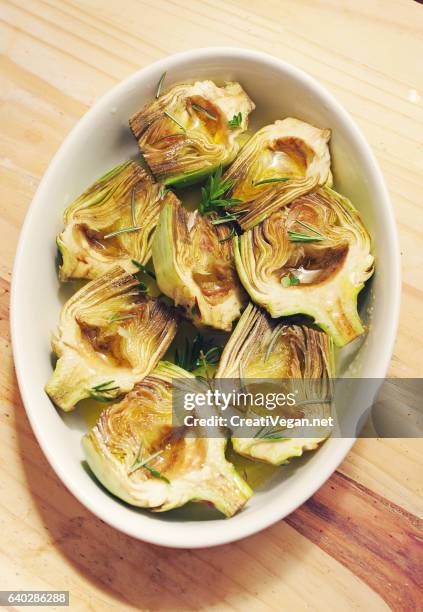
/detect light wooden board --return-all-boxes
[0,0,422,609]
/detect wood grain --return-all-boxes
[0,0,422,609]
[287,472,423,610]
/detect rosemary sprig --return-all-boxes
[192,103,217,121]
[254,177,289,186]
[131,259,156,280]
[129,445,170,483]
[164,110,186,132]
[103,225,142,239]
[130,187,136,227]
[199,165,242,216]
[198,166,246,230]
[228,112,242,129]
[110,313,136,323]
[88,380,120,402]
[155,71,166,99]
[281,272,299,287]
[174,335,221,372]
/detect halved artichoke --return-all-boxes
[222,118,331,229]
[129,80,255,187]
[234,187,374,347]
[152,197,246,331]
[45,267,177,411]
[82,361,252,516]
[57,161,176,281]
[216,304,334,465]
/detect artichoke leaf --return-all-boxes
[216,304,335,465]
[152,197,247,331]
[45,267,177,411]
[223,118,332,229]
[83,361,252,517]
[234,187,374,347]
[58,161,175,281]
[129,80,255,186]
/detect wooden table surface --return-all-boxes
[1,0,422,609]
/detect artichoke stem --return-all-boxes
[45,356,92,411]
[315,293,364,347]
[200,462,253,517]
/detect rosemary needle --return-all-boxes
[287,231,325,243]
[130,187,136,227]
[192,103,217,121]
[110,313,136,323]
[104,226,142,239]
[254,177,290,186]
[294,219,324,237]
[164,111,186,132]
[155,71,166,99]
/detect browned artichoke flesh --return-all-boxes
[57,161,177,281]
[129,80,255,186]
[234,187,374,346]
[216,303,334,379]
[152,197,246,331]
[82,361,252,516]
[216,304,335,465]
[222,118,332,229]
[45,267,177,411]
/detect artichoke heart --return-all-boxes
[152,197,247,331]
[222,118,332,229]
[234,187,374,347]
[216,304,335,465]
[82,361,252,517]
[57,161,176,281]
[129,80,255,187]
[45,267,177,411]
